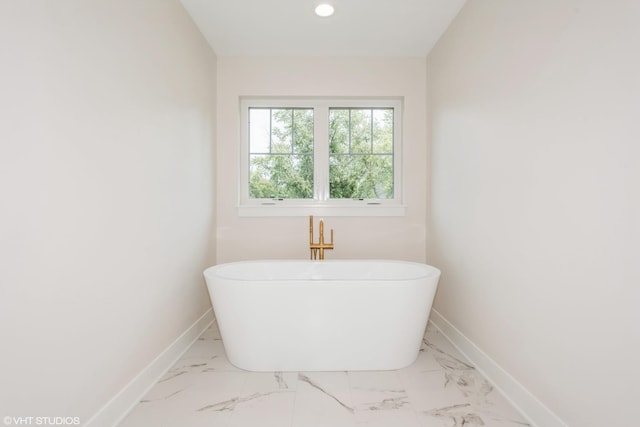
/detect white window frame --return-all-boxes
[238,97,405,217]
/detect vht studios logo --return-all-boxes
[3,417,80,426]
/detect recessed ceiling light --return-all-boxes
[315,3,335,17]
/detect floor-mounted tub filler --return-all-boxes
[203,260,440,372]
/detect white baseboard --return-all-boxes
[429,309,569,427]
[84,308,214,427]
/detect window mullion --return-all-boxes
[314,106,330,201]
[370,108,374,153]
[290,109,294,155]
[269,108,273,153]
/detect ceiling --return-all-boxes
[180,0,467,57]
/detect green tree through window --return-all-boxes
[329,108,394,199]
[249,108,314,198]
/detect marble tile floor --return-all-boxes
[119,320,531,427]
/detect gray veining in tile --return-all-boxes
[424,338,495,404]
[157,370,189,383]
[139,388,184,404]
[364,395,411,411]
[197,391,287,412]
[299,373,355,413]
[274,371,289,389]
[423,403,485,426]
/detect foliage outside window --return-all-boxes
[329,108,394,199]
[249,108,314,199]
[240,98,404,217]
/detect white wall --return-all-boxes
[0,0,217,421]
[427,1,639,426]
[216,57,427,262]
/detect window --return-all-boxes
[329,108,394,199]
[239,97,404,216]
[249,108,314,199]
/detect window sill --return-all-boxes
[237,203,406,217]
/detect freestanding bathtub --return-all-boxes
[203,260,440,372]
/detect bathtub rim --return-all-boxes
[204,259,441,282]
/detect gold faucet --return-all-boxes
[309,215,334,260]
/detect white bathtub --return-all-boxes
[203,260,440,372]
